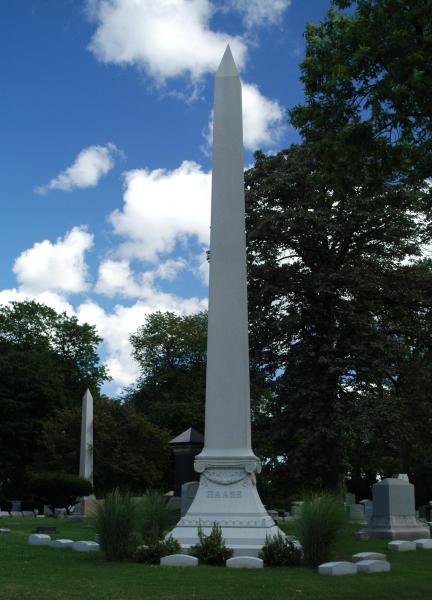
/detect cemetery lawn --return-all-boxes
[0,519,431,600]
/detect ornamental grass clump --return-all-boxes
[295,493,346,567]
[259,532,302,566]
[136,490,178,541]
[96,488,136,561]
[189,523,233,565]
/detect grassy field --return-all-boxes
[0,517,431,600]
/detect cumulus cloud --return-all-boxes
[13,226,93,294]
[205,81,284,150]
[87,0,246,83]
[227,0,291,28]
[35,142,120,194]
[0,288,74,315]
[110,161,211,261]
[77,293,207,387]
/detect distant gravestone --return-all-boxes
[49,539,74,549]
[356,559,391,574]
[72,541,99,552]
[349,504,365,522]
[359,499,373,521]
[318,561,358,576]
[352,552,386,563]
[361,479,430,540]
[29,534,51,546]
[226,556,263,569]
[388,540,416,551]
[414,538,432,549]
[160,554,198,567]
[180,481,199,517]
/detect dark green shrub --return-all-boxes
[134,536,181,564]
[96,488,136,561]
[27,472,92,513]
[259,532,302,566]
[135,490,177,541]
[189,523,233,565]
[295,494,346,566]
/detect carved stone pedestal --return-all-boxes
[170,457,281,556]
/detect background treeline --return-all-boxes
[1,0,431,507]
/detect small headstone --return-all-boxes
[160,554,198,567]
[414,538,432,550]
[267,510,279,520]
[397,473,409,481]
[0,511,10,518]
[22,511,35,517]
[43,505,54,517]
[0,528,11,533]
[349,504,365,522]
[54,508,67,519]
[72,541,100,552]
[356,559,391,574]
[29,533,51,546]
[10,511,23,517]
[388,540,416,551]
[49,539,74,549]
[359,499,373,521]
[318,561,358,576]
[352,552,386,563]
[226,556,263,569]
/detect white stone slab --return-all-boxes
[49,539,74,548]
[318,561,358,576]
[22,511,35,517]
[160,554,198,567]
[352,552,387,563]
[356,559,391,573]
[10,511,23,517]
[72,541,100,552]
[0,528,11,533]
[29,534,51,546]
[414,538,432,549]
[388,540,416,551]
[0,511,11,517]
[226,556,263,569]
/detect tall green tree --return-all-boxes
[32,396,170,494]
[246,143,431,493]
[127,311,207,436]
[0,301,109,497]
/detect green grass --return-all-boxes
[0,518,431,599]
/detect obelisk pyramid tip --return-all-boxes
[216,45,239,78]
[83,388,93,401]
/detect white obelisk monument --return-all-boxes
[79,388,94,485]
[170,46,280,556]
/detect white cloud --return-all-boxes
[13,226,93,294]
[242,82,284,149]
[0,288,74,315]
[77,292,207,387]
[205,81,284,151]
[227,0,291,28]
[87,0,246,83]
[110,161,211,261]
[35,142,120,194]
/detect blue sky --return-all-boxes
[1,0,331,393]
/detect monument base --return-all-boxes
[169,457,283,556]
[360,516,430,540]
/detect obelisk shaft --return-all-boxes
[79,389,93,484]
[200,46,253,458]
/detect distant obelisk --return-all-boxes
[170,46,280,556]
[79,388,93,485]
